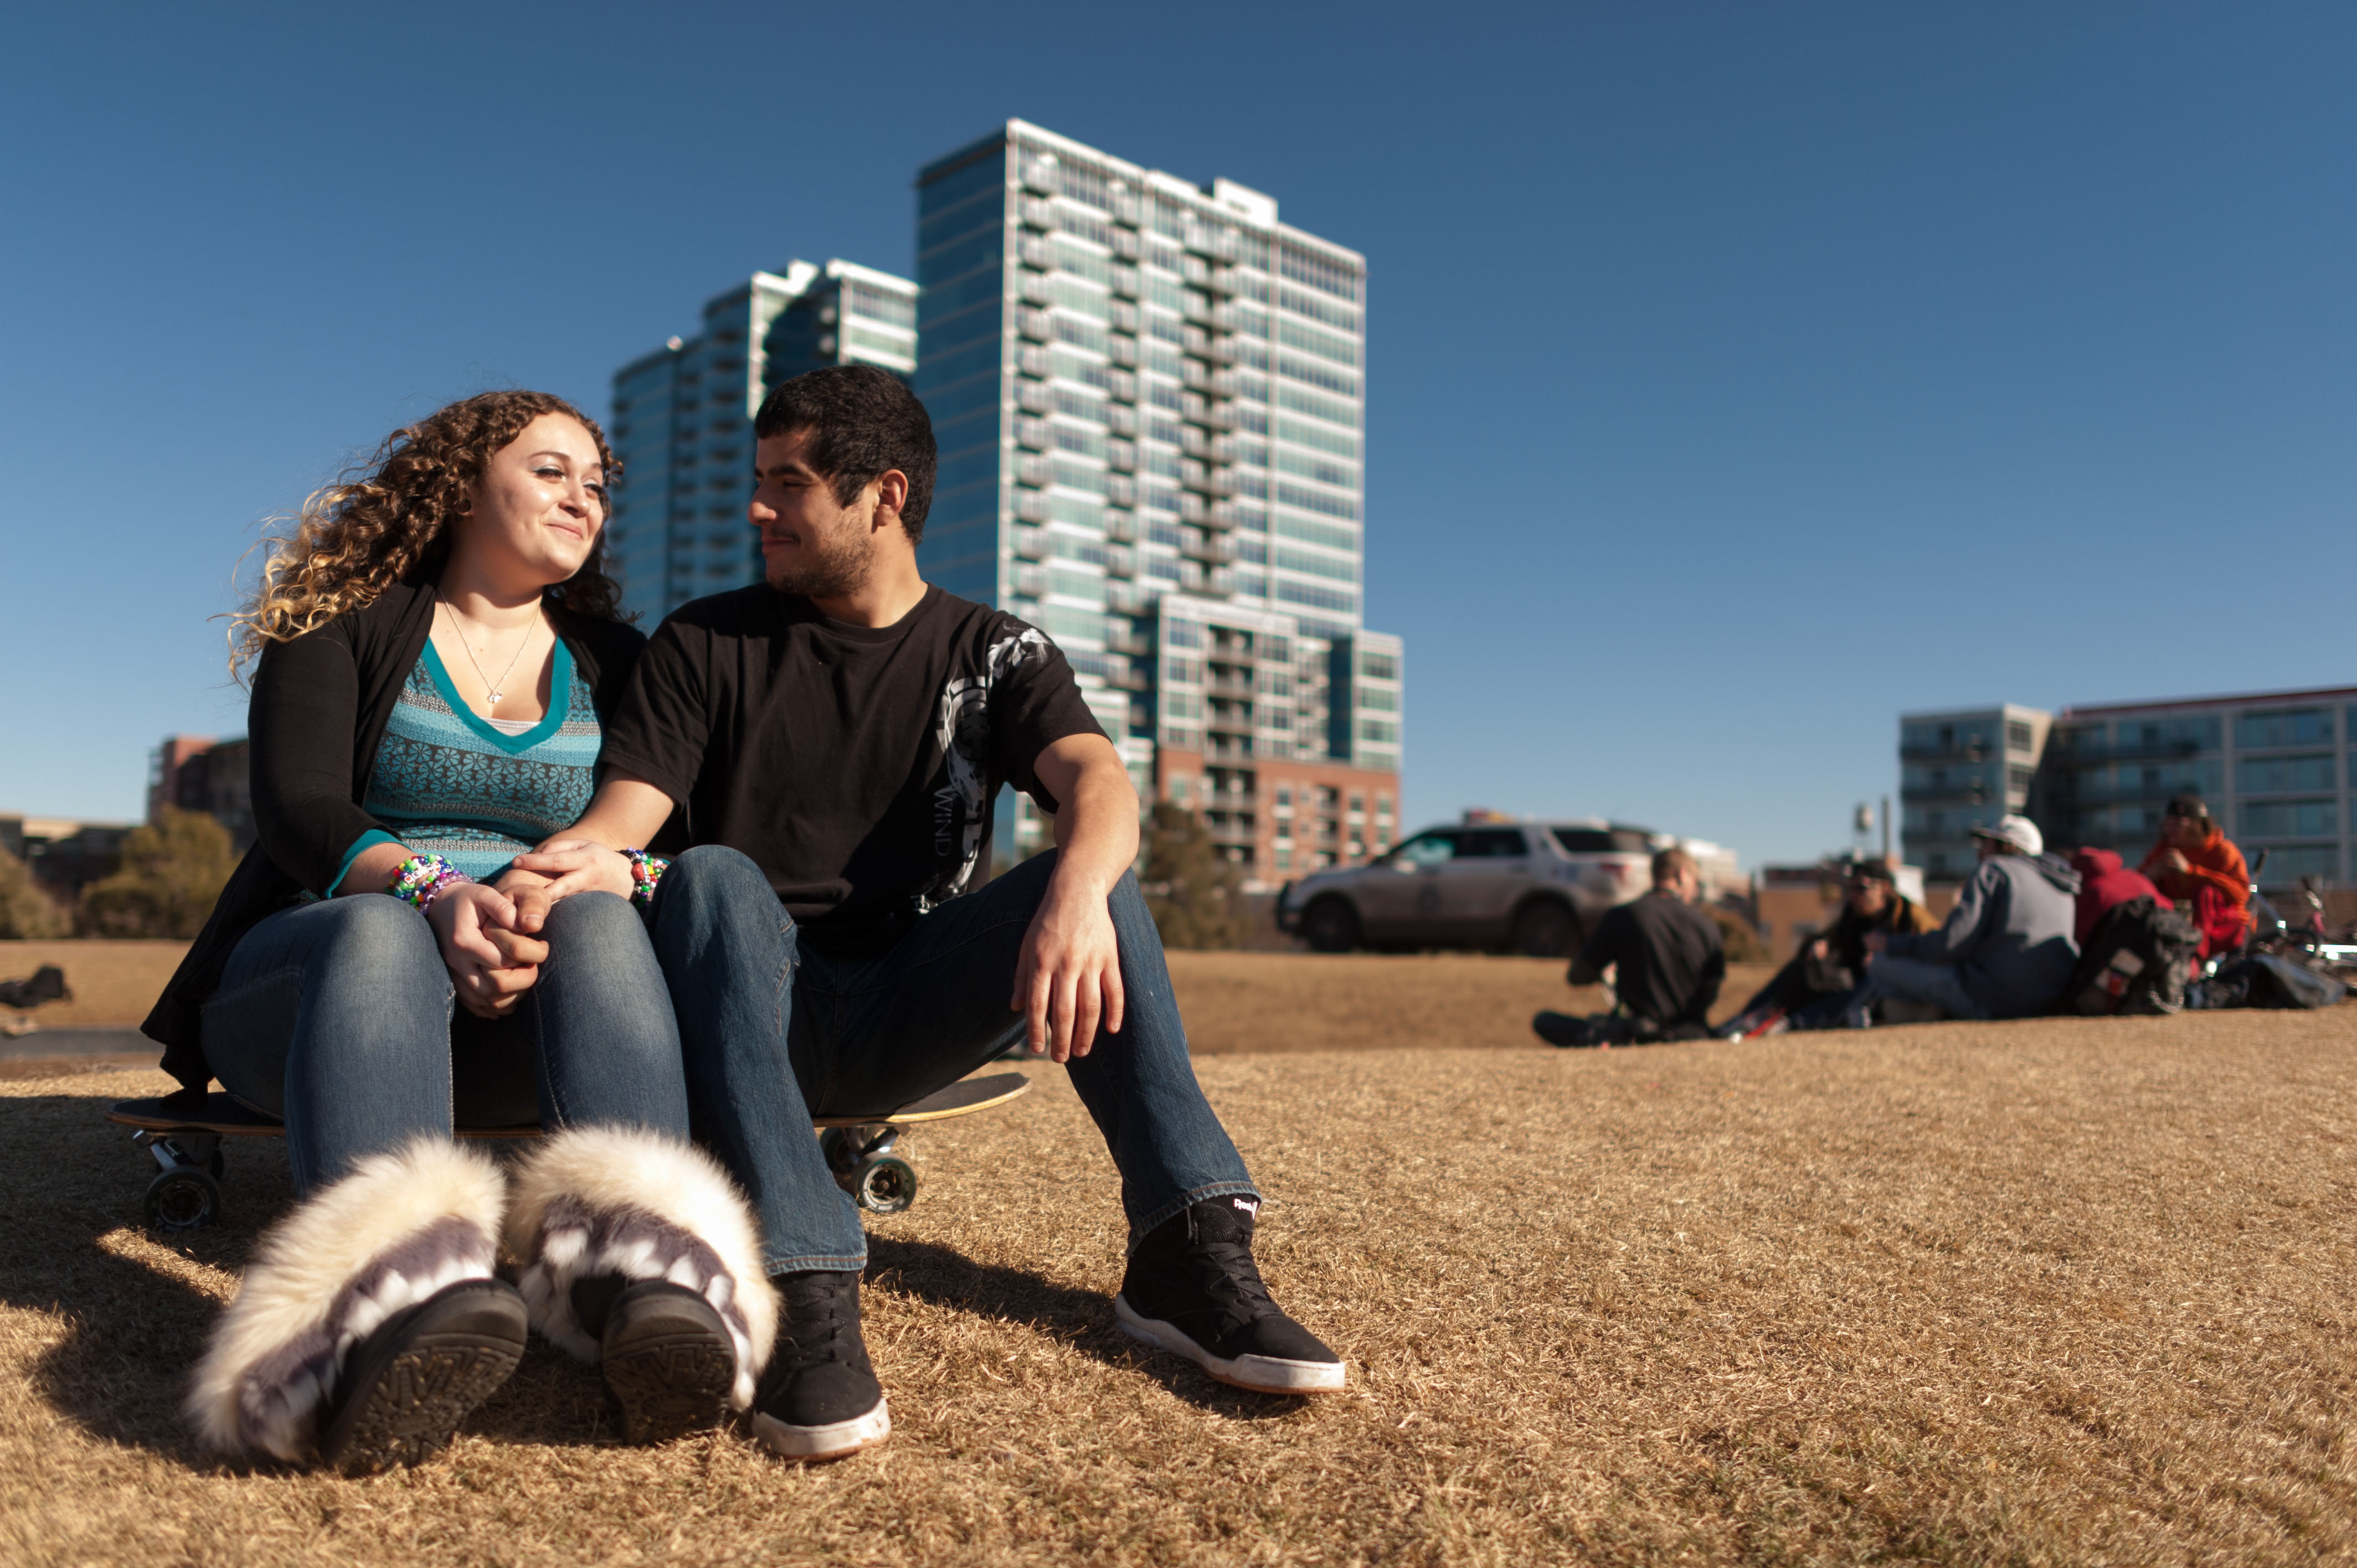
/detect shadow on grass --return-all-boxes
[0,1091,290,1466]
[0,1090,622,1464]
[864,1235,1314,1421]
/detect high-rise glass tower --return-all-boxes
[608,259,917,623]
[914,120,1403,882]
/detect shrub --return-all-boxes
[0,848,70,940]
[1140,802,1250,950]
[75,809,235,939]
[1710,905,1769,963]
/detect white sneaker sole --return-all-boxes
[1113,1295,1346,1393]
[751,1399,891,1462]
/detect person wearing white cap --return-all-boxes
[1846,814,2082,1025]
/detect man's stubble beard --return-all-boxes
[766,513,876,599]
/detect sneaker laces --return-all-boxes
[1191,1237,1279,1333]
[776,1275,863,1374]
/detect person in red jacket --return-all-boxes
[2067,847,2171,946]
[2138,794,2254,958]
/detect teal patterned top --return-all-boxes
[343,638,603,883]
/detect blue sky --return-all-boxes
[2,3,2351,866]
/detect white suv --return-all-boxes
[1275,819,1658,956]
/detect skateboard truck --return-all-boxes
[820,1124,919,1215]
[131,1127,226,1231]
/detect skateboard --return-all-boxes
[105,1072,1030,1232]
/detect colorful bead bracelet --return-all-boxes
[389,853,472,915]
[622,847,670,907]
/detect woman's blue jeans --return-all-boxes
[202,892,688,1195]
[650,844,1257,1275]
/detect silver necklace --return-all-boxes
[436,596,541,709]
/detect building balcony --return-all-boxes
[1181,394,1233,431]
[1899,785,1995,806]
[1207,818,1257,848]
[1898,742,1995,764]
[1183,534,1237,565]
[1205,264,1241,296]
[2046,739,2208,765]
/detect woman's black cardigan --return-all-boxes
[142,581,650,1095]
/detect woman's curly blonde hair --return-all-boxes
[229,390,626,675]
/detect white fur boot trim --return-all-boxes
[185,1136,506,1462]
[506,1126,779,1409]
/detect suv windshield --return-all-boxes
[1550,827,1653,855]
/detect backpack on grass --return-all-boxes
[2065,896,2201,1016]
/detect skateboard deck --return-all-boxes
[107,1072,1030,1230]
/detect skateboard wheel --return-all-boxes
[853,1156,917,1215]
[143,1167,222,1231]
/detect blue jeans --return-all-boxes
[650,845,1257,1275]
[203,892,688,1194]
[1849,956,1991,1025]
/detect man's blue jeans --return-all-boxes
[1848,956,1991,1025]
[202,892,688,1194]
[649,844,1257,1275]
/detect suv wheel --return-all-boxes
[1511,900,1579,958]
[1301,896,1361,954]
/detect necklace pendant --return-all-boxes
[488,692,503,704]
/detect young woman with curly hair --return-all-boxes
[149,393,776,1476]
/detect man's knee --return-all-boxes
[660,845,779,922]
[542,889,642,948]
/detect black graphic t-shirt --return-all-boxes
[599,584,1107,953]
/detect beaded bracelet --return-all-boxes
[388,853,472,915]
[621,848,670,907]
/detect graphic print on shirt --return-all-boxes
[926,627,1052,908]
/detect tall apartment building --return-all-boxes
[608,260,918,623]
[1896,704,2051,879]
[913,120,1402,880]
[1900,685,2357,886]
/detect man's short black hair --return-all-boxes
[752,365,938,543]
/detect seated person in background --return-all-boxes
[2068,846,2171,946]
[2139,793,2253,958]
[1846,815,2080,1026]
[1717,859,1939,1037]
[1533,847,1725,1047]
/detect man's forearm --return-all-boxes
[1049,760,1141,898]
[547,776,675,853]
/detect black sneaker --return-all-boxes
[571,1276,737,1445]
[1532,1009,1594,1048]
[750,1271,889,1461]
[317,1278,527,1476]
[1114,1196,1345,1394]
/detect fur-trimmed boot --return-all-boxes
[187,1137,524,1474]
[506,1126,778,1443]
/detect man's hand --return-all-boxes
[1015,733,1140,1062]
[501,839,636,933]
[1861,930,1889,963]
[427,882,548,1019]
[1011,872,1125,1061]
[1809,938,1830,960]
[2157,848,2191,874]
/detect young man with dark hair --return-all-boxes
[507,365,1342,1463]
[1532,845,1726,1046]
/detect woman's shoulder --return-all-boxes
[254,582,433,673]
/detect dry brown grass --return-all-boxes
[4,960,2354,1566]
[0,940,187,1029]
